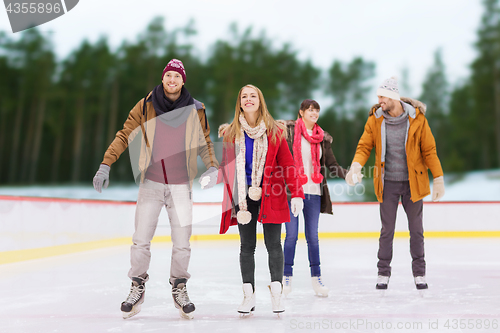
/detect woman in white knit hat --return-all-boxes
[218,84,304,315]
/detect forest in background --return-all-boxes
[0,0,499,185]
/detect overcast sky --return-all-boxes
[0,0,483,100]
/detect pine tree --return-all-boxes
[470,0,500,168]
[419,49,450,169]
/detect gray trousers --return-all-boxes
[378,180,425,277]
[128,179,193,285]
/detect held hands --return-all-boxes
[432,176,445,202]
[345,162,363,186]
[93,164,110,193]
[199,166,218,189]
[291,197,304,217]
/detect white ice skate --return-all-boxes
[311,276,329,297]
[269,281,285,315]
[414,276,428,289]
[376,275,389,292]
[414,276,428,297]
[282,276,292,297]
[238,283,255,315]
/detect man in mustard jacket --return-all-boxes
[345,76,445,290]
[93,59,219,319]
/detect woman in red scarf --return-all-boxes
[282,99,347,297]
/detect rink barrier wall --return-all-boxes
[1,195,499,264]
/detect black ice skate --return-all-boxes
[121,276,146,319]
[172,278,195,319]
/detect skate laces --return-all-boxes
[377,275,389,284]
[414,276,426,284]
[283,276,291,286]
[316,276,325,287]
[125,284,144,304]
[269,284,282,306]
[173,285,191,306]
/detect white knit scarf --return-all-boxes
[236,114,268,224]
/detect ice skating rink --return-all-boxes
[1,237,500,333]
[1,195,500,333]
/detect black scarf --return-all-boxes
[151,84,194,116]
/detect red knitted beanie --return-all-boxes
[161,59,186,83]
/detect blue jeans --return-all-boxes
[284,194,321,277]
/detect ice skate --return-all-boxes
[238,283,255,316]
[282,276,292,297]
[311,276,329,297]
[269,281,285,315]
[414,276,428,290]
[376,275,389,290]
[121,276,146,319]
[172,278,195,319]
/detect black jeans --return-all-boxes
[237,197,284,290]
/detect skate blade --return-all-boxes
[378,290,387,297]
[122,304,141,319]
[179,309,194,320]
[314,293,329,298]
[418,290,426,298]
[238,306,255,315]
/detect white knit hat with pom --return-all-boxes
[377,76,400,100]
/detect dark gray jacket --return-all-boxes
[284,120,347,214]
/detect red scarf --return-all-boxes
[293,118,324,184]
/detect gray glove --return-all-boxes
[199,166,218,189]
[93,164,110,193]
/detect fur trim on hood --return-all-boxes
[218,123,230,138]
[369,97,427,116]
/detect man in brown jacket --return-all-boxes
[93,59,218,319]
[345,76,445,291]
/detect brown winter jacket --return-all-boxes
[102,91,218,186]
[351,97,443,203]
[284,120,347,214]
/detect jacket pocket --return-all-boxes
[414,165,430,197]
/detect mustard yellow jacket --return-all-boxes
[352,97,443,203]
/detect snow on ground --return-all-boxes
[1,169,500,202]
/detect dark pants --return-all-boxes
[284,194,322,277]
[378,180,425,277]
[237,197,284,290]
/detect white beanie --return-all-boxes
[376,76,400,101]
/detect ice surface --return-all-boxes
[1,238,499,333]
